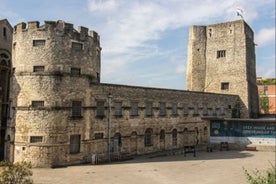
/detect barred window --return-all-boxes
[220,106,225,115]
[183,104,189,115]
[94,133,104,139]
[193,104,199,115]
[70,134,80,154]
[212,106,217,116]
[217,50,226,58]
[31,101,44,108]
[72,42,83,51]
[72,101,82,117]
[33,66,45,72]
[71,68,81,76]
[96,101,105,117]
[114,102,122,117]
[145,102,153,117]
[30,136,43,143]
[172,103,178,116]
[33,40,45,47]
[144,128,153,147]
[159,102,166,116]
[130,102,138,116]
[203,104,208,115]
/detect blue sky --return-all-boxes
[1,0,275,90]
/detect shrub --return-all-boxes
[243,164,276,184]
[0,161,33,184]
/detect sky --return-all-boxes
[0,0,275,90]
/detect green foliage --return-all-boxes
[232,101,241,118]
[259,90,271,114]
[243,164,276,184]
[0,161,33,184]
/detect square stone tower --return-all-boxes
[186,20,259,118]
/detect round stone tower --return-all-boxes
[9,20,101,167]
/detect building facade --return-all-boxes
[186,20,259,118]
[1,19,259,167]
[257,77,276,114]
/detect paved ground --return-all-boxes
[32,150,275,184]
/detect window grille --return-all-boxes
[72,101,82,117]
[96,101,105,117]
[70,134,81,154]
[144,128,153,147]
[146,102,153,117]
[221,82,229,90]
[30,136,43,143]
[159,102,166,116]
[130,102,138,116]
[217,50,226,58]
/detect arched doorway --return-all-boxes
[113,133,121,153]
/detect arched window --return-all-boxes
[144,128,153,147]
[160,129,165,140]
[172,129,177,146]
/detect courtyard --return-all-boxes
[32,150,275,184]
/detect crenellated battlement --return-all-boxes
[14,20,100,41]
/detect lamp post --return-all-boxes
[107,93,112,162]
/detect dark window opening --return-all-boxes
[172,129,177,146]
[31,101,44,108]
[33,40,45,47]
[160,130,165,140]
[130,102,139,116]
[114,102,122,117]
[144,128,153,147]
[33,66,45,72]
[3,27,6,37]
[217,50,226,58]
[70,134,80,154]
[146,102,153,117]
[72,101,82,117]
[72,42,83,51]
[71,68,81,76]
[159,102,166,117]
[96,101,105,117]
[30,136,43,143]
[94,133,104,139]
[172,103,178,116]
[221,82,229,90]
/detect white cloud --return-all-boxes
[255,28,275,47]
[87,0,275,88]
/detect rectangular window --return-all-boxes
[159,102,166,117]
[212,106,217,116]
[71,68,81,76]
[220,106,225,115]
[193,104,199,116]
[172,103,178,116]
[31,101,44,108]
[72,101,82,117]
[30,136,43,143]
[203,104,208,115]
[217,50,226,58]
[3,27,6,37]
[72,42,83,51]
[94,133,104,139]
[33,66,45,72]
[183,104,189,115]
[33,40,45,47]
[130,102,139,116]
[145,102,153,117]
[221,82,229,90]
[114,102,122,117]
[96,101,105,117]
[70,134,80,154]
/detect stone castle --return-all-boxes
[0,19,259,167]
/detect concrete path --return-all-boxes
[32,150,275,184]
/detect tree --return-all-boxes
[0,161,33,184]
[259,90,270,114]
